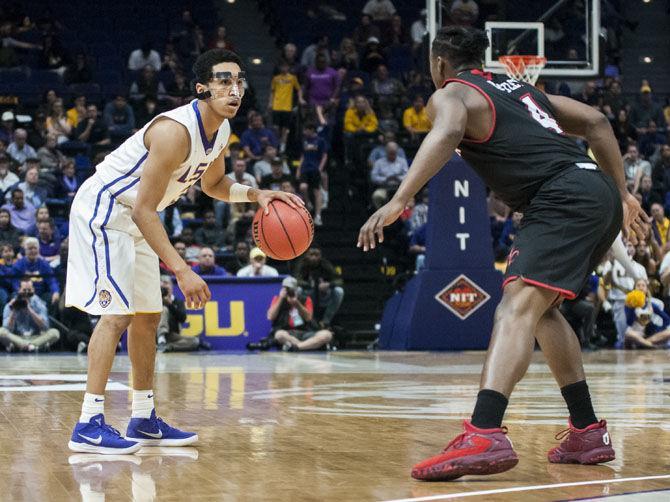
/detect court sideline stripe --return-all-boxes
[381,474,670,502]
[558,487,670,501]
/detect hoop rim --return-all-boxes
[498,55,547,85]
[498,55,547,65]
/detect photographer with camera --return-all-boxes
[267,276,333,351]
[12,237,60,306]
[0,278,60,352]
[156,275,200,352]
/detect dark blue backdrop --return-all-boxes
[379,155,503,350]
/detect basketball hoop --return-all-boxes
[499,55,547,86]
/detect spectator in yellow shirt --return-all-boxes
[650,202,670,249]
[223,132,240,158]
[344,95,378,134]
[66,94,87,128]
[268,61,304,153]
[402,95,431,144]
[343,95,378,167]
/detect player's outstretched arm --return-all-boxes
[133,118,210,309]
[357,87,467,251]
[201,153,304,214]
[547,93,649,243]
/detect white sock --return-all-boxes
[131,390,155,419]
[80,393,105,423]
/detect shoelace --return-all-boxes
[102,423,123,437]
[442,432,468,452]
[442,426,509,452]
[554,428,572,441]
[154,416,175,433]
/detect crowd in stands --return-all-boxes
[0,2,351,352]
[0,0,664,351]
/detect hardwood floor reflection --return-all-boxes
[0,350,669,501]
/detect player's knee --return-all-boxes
[132,313,162,331]
[98,314,133,334]
[498,281,555,323]
[494,296,537,325]
[274,330,289,341]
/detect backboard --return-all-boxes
[427,0,601,78]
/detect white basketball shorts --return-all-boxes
[65,176,162,315]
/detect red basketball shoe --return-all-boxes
[548,419,615,464]
[411,420,519,481]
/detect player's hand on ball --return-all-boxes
[357,197,406,251]
[257,190,305,215]
[622,192,649,245]
[176,268,211,309]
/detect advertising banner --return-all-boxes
[173,276,284,350]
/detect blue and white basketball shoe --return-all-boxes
[69,414,141,454]
[125,410,198,446]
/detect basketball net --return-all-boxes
[498,55,546,86]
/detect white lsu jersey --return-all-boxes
[65,99,230,315]
[94,99,230,211]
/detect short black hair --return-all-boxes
[192,49,243,85]
[432,26,489,69]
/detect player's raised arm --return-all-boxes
[357,86,467,251]
[132,119,210,309]
[547,93,649,242]
[200,148,304,214]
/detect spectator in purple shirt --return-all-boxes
[192,247,228,277]
[240,113,279,161]
[12,237,60,305]
[55,159,79,201]
[1,189,35,233]
[37,220,61,263]
[304,53,340,125]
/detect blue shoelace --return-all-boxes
[154,416,177,434]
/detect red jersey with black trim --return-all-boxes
[444,69,594,211]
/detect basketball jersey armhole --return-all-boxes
[141,115,193,164]
[442,78,496,143]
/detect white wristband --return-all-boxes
[229,183,251,203]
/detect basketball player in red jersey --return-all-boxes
[358,27,648,481]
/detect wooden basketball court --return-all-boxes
[1,350,668,501]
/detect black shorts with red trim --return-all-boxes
[503,166,622,299]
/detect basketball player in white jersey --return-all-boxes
[67,49,302,454]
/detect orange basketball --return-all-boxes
[253,200,314,260]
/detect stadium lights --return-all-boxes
[251,58,262,65]
[643,56,653,63]
[226,0,236,3]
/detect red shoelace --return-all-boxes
[442,425,508,452]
